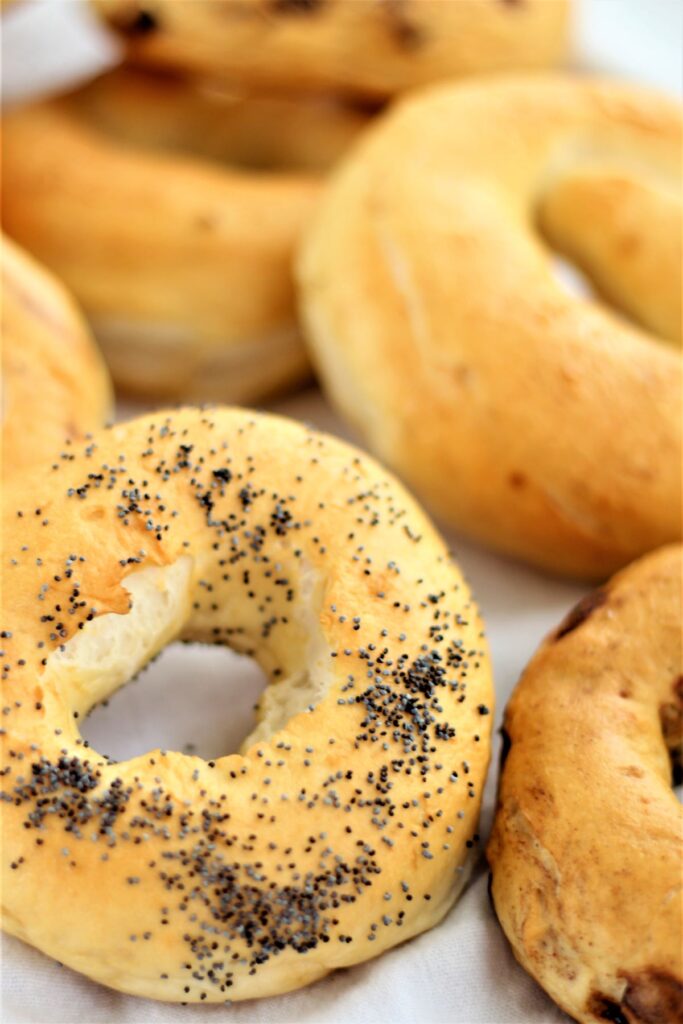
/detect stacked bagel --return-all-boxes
[1,71,350,403]
[91,0,570,97]
[2,0,569,406]
[2,1,683,1019]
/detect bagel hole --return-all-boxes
[548,255,595,302]
[80,642,268,762]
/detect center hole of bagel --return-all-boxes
[548,254,595,301]
[81,643,268,762]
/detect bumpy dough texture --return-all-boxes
[1,66,360,403]
[488,545,683,1024]
[0,407,493,1002]
[298,76,683,580]
[1,236,111,478]
[91,0,570,98]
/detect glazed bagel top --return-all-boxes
[1,236,111,478]
[0,407,493,1002]
[91,0,570,98]
[298,76,683,580]
[488,545,682,1024]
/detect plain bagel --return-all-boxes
[91,0,570,99]
[64,65,371,175]
[1,67,366,404]
[0,406,493,1002]
[1,235,111,478]
[298,76,683,580]
[487,544,682,1024]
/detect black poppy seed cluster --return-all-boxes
[1,410,490,1001]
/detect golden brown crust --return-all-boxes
[0,407,493,1002]
[298,76,683,579]
[1,236,112,479]
[539,168,682,345]
[487,545,683,1024]
[1,68,353,403]
[91,0,570,98]
[71,66,371,174]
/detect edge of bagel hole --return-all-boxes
[537,212,662,339]
[46,558,330,762]
[544,242,657,340]
[547,253,597,303]
[533,180,607,308]
[80,642,270,762]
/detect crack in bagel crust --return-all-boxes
[0,408,493,1002]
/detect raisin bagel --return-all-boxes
[92,0,570,99]
[488,544,682,1023]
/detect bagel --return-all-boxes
[1,235,111,478]
[487,544,683,1024]
[0,406,493,1002]
[1,67,366,404]
[67,66,372,175]
[298,76,683,580]
[91,0,570,99]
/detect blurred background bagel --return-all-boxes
[1,234,111,477]
[90,0,570,99]
[1,68,364,403]
[2,1,571,409]
[297,75,683,580]
[64,65,371,174]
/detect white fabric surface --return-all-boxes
[1,2,680,1022]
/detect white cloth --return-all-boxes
[1,3,680,1022]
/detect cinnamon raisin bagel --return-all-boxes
[488,544,683,1024]
[298,76,683,580]
[1,235,111,478]
[0,406,493,1002]
[91,0,570,99]
[1,66,365,404]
